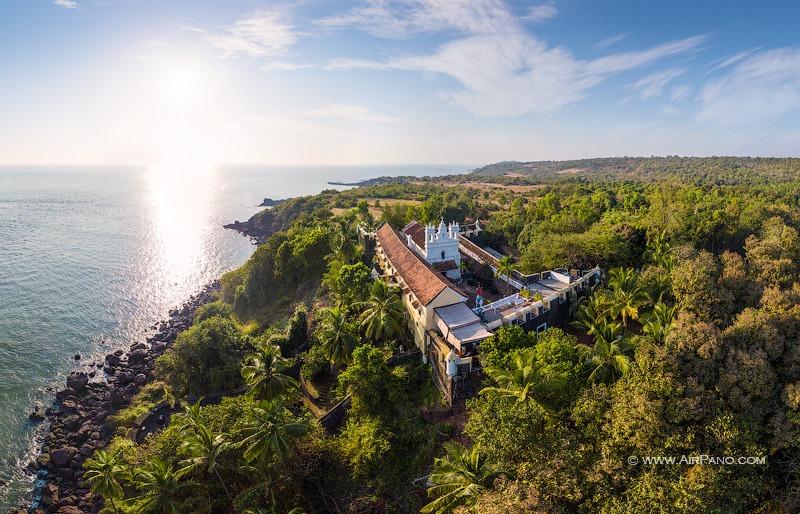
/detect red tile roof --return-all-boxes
[432,260,458,272]
[376,222,466,306]
[402,220,427,249]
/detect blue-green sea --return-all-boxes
[0,163,470,508]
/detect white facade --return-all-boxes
[407,220,462,280]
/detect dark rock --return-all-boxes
[128,349,148,365]
[103,366,116,375]
[134,373,147,387]
[116,372,134,386]
[37,452,51,467]
[65,373,88,394]
[41,483,59,506]
[110,389,124,408]
[55,505,83,514]
[56,388,76,401]
[73,354,81,361]
[56,468,74,480]
[30,409,46,422]
[50,447,78,467]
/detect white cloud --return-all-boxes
[180,26,207,33]
[705,47,762,74]
[53,0,78,8]
[317,0,514,38]
[322,1,706,117]
[593,32,632,50]
[296,103,404,123]
[670,84,692,102]
[626,68,687,101]
[331,31,706,117]
[698,47,800,125]
[208,9,301,58]
[261,61,314,72]
[521,4,558,23]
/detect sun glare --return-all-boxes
[160,65,203,104]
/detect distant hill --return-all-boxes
[468,157,800,186]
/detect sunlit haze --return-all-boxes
[2,0,800,165]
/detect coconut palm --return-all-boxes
[317,306,359,366]
[494,256,517,296]
[330,220,362,264]
[359,279,405,344]
[479,349,566,415]
[644,230,674,270]
[607,267,647,327]
[238,399,310,474]
[173,398,204,436]
[242,342,299,401]
[640,301,679,346]
[576,319,632,384]
[421,442,505,514]
[570,293,613,334]
[178,423,234,503]
[133,459,187,514]
[82,450,131,514]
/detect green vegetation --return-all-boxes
[90,158,800,513]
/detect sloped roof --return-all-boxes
[432,260,458,272]
[433,302,493,350]
[402,220,426,248]
[376,222,465,306]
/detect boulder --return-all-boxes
[56,505,83,514]
[56,388,76,401]
[134,374,148,387]
[40,483,59,506]
[128,349,148,365]
[66,373,88,394]
[116,372,134,386]
[29,409,46,422]
[50,447,78,467]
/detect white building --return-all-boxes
[403,220,462,280]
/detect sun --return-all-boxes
[160,65,202,104]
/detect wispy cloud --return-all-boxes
[521,4,558,23]
[261,61,314,72]
[625,68,687,101]
[698,47,800,125]
[53,0,79,8]
[296,103,404,123]
[593,32,632,50]
[705,47,762,75]
[330,31,706,117]
[317,0,514,38]
[180,26,207,33]
[208,9,301,58]
[670,84,692,102]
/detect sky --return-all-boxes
[1,0,800,165]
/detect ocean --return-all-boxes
[0,163,470,508]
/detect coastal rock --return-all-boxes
[50,447,77,468]
[55,505,83,514]
[134,373,147,387]
[128,349,148,365]
[116,372,134,386]
[66,373,88,394]
[55,388,76,401]
[40,484,59,506]
[30,408,46,422]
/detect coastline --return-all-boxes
[6,282,220,514]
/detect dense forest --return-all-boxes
[81,158,800,513]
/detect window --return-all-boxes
[536,323,547,334]
[441,250,446,260]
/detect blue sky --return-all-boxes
[1,0,800,165]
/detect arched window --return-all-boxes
[441,250,446,260]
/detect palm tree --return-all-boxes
[82,450,131,514]
[359,279,405,344]
[421,442,505,514]
[644,230,674,270]
[178,423,234,503]
[317,306,359,366]
[330,220,362,264]
[607,267,647,327]
[570,293,613,334]
[238,399,310,474]
[479,349,566,415]
[242,342,299,401]
[133,459,187,514]
[576,319,632,384]
[173,398,204,436]
[494,256,517,296]
[640,301,678,346]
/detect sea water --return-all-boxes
[0,163,469,508]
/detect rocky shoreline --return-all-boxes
[5,282,220,514]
